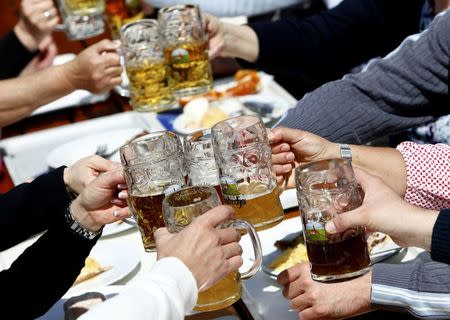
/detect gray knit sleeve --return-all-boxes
[371,252,450,319]
[277,11,450,144]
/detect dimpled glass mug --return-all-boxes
[296,159,370,281]
[120,131,186,251]
[55,0,105,40]
[162,186,262,312]
[211,115,284,231]
[120,19,177,112]
[183,128,224,203]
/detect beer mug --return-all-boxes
[296,159,370,281]
[211,115,284,231]
[184,129,224,203]
[120,19,177,112]
[120,131,186,251]
[55,0,105,40]
[162,186,262,312]
[158,4,213,98]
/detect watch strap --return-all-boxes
[340,144,352,159]
[65,204,102,240]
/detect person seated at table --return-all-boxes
[76,206,242,320]
[265,4,450,145]
[0,0,59,79]
[0,155,127,318]
[205,0,446,98]
[0,39,122,128]
[270,127,450,318]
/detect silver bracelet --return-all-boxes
[64,204,102,240]
[339,144,352,160]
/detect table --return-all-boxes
[0,90,418,320]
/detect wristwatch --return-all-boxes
[65,204,102,240]
[339,144,352,160]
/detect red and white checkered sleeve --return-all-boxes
[396,142,450,210]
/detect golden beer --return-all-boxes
[194,272,241,312]
[65,0,104,15]
[222,182,284,231]
[126,60,176,112]
[164,41,212,97]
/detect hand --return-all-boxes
[324,168,438,249]
[20,36,57,76]
[205,13,259,62]
[278,262,372,320]
[70,169,130,232]
[155,205,243,291]
[63,40,122,93]
[14,0,59,51]
[64,155,121,195]
[269,127,340,190]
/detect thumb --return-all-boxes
[325,208,365,234]
[269,127,307,145]
[94,169,125,189]
[196,205,234,228]
[93,39,120,53]
[88,155,122,172]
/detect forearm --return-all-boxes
[221,24,259,62]
[0,64,74,127]
[80,258,197,320]
[0,222,97,319]
[371,253,450,318]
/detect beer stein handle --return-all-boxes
[229,219,262,280]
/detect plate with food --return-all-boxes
[68,239,140,294]
[39,285,123,320]
[172,94,290,135]
[260,219,402,278]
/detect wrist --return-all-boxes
[226,24,258,62]
[14,21,39,51]
[58,62,79,92]
[70,199,103,232]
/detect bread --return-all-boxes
[73,257,112,286]
[269,242,308,274]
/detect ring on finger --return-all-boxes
[43,10,53,20]
[113,210,120,217]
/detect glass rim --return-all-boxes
[211,115,263,133]
[163,185,218,209]
[158,3,200,15]
[184,128,212,143]
[120,18,158,37]
[296,158,352,174]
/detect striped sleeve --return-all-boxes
[371,252,450,319]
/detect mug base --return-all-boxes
[171,84,212,99]
[253,214,284,232]
[311,266,371,282]
[193,293,240,312]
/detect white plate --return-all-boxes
[279,189,298,211]
[39,285,123,320]
[172,94,291,135]
[46,128,145,168]
[102,220,135,237]
[68,239,140,294]
[259,219,401,278]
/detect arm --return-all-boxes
[79,258,197,320]
[0,40,121,128]
[0,217,98,319]
[277,9,450,144]
[372,252,450,319]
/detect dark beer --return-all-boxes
[129,192,166,251]
[306,230,370,277]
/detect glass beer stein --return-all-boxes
[55,0,105,40]
[296,159,370,281]
[184,129,224,203]
[211,115,284,231]
[158,4,213,98]
[162,186,262,312]
[120,131,185,251]
[120,19,177,112]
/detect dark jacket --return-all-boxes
[0,167,97,319]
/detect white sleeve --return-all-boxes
[79,257,198,320]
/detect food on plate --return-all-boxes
[178,69,260,106]
[269,242,309,274]
[274,232,304,250]
[64,292,106,320]
[183,97,237,129]
[73,257,112,286]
